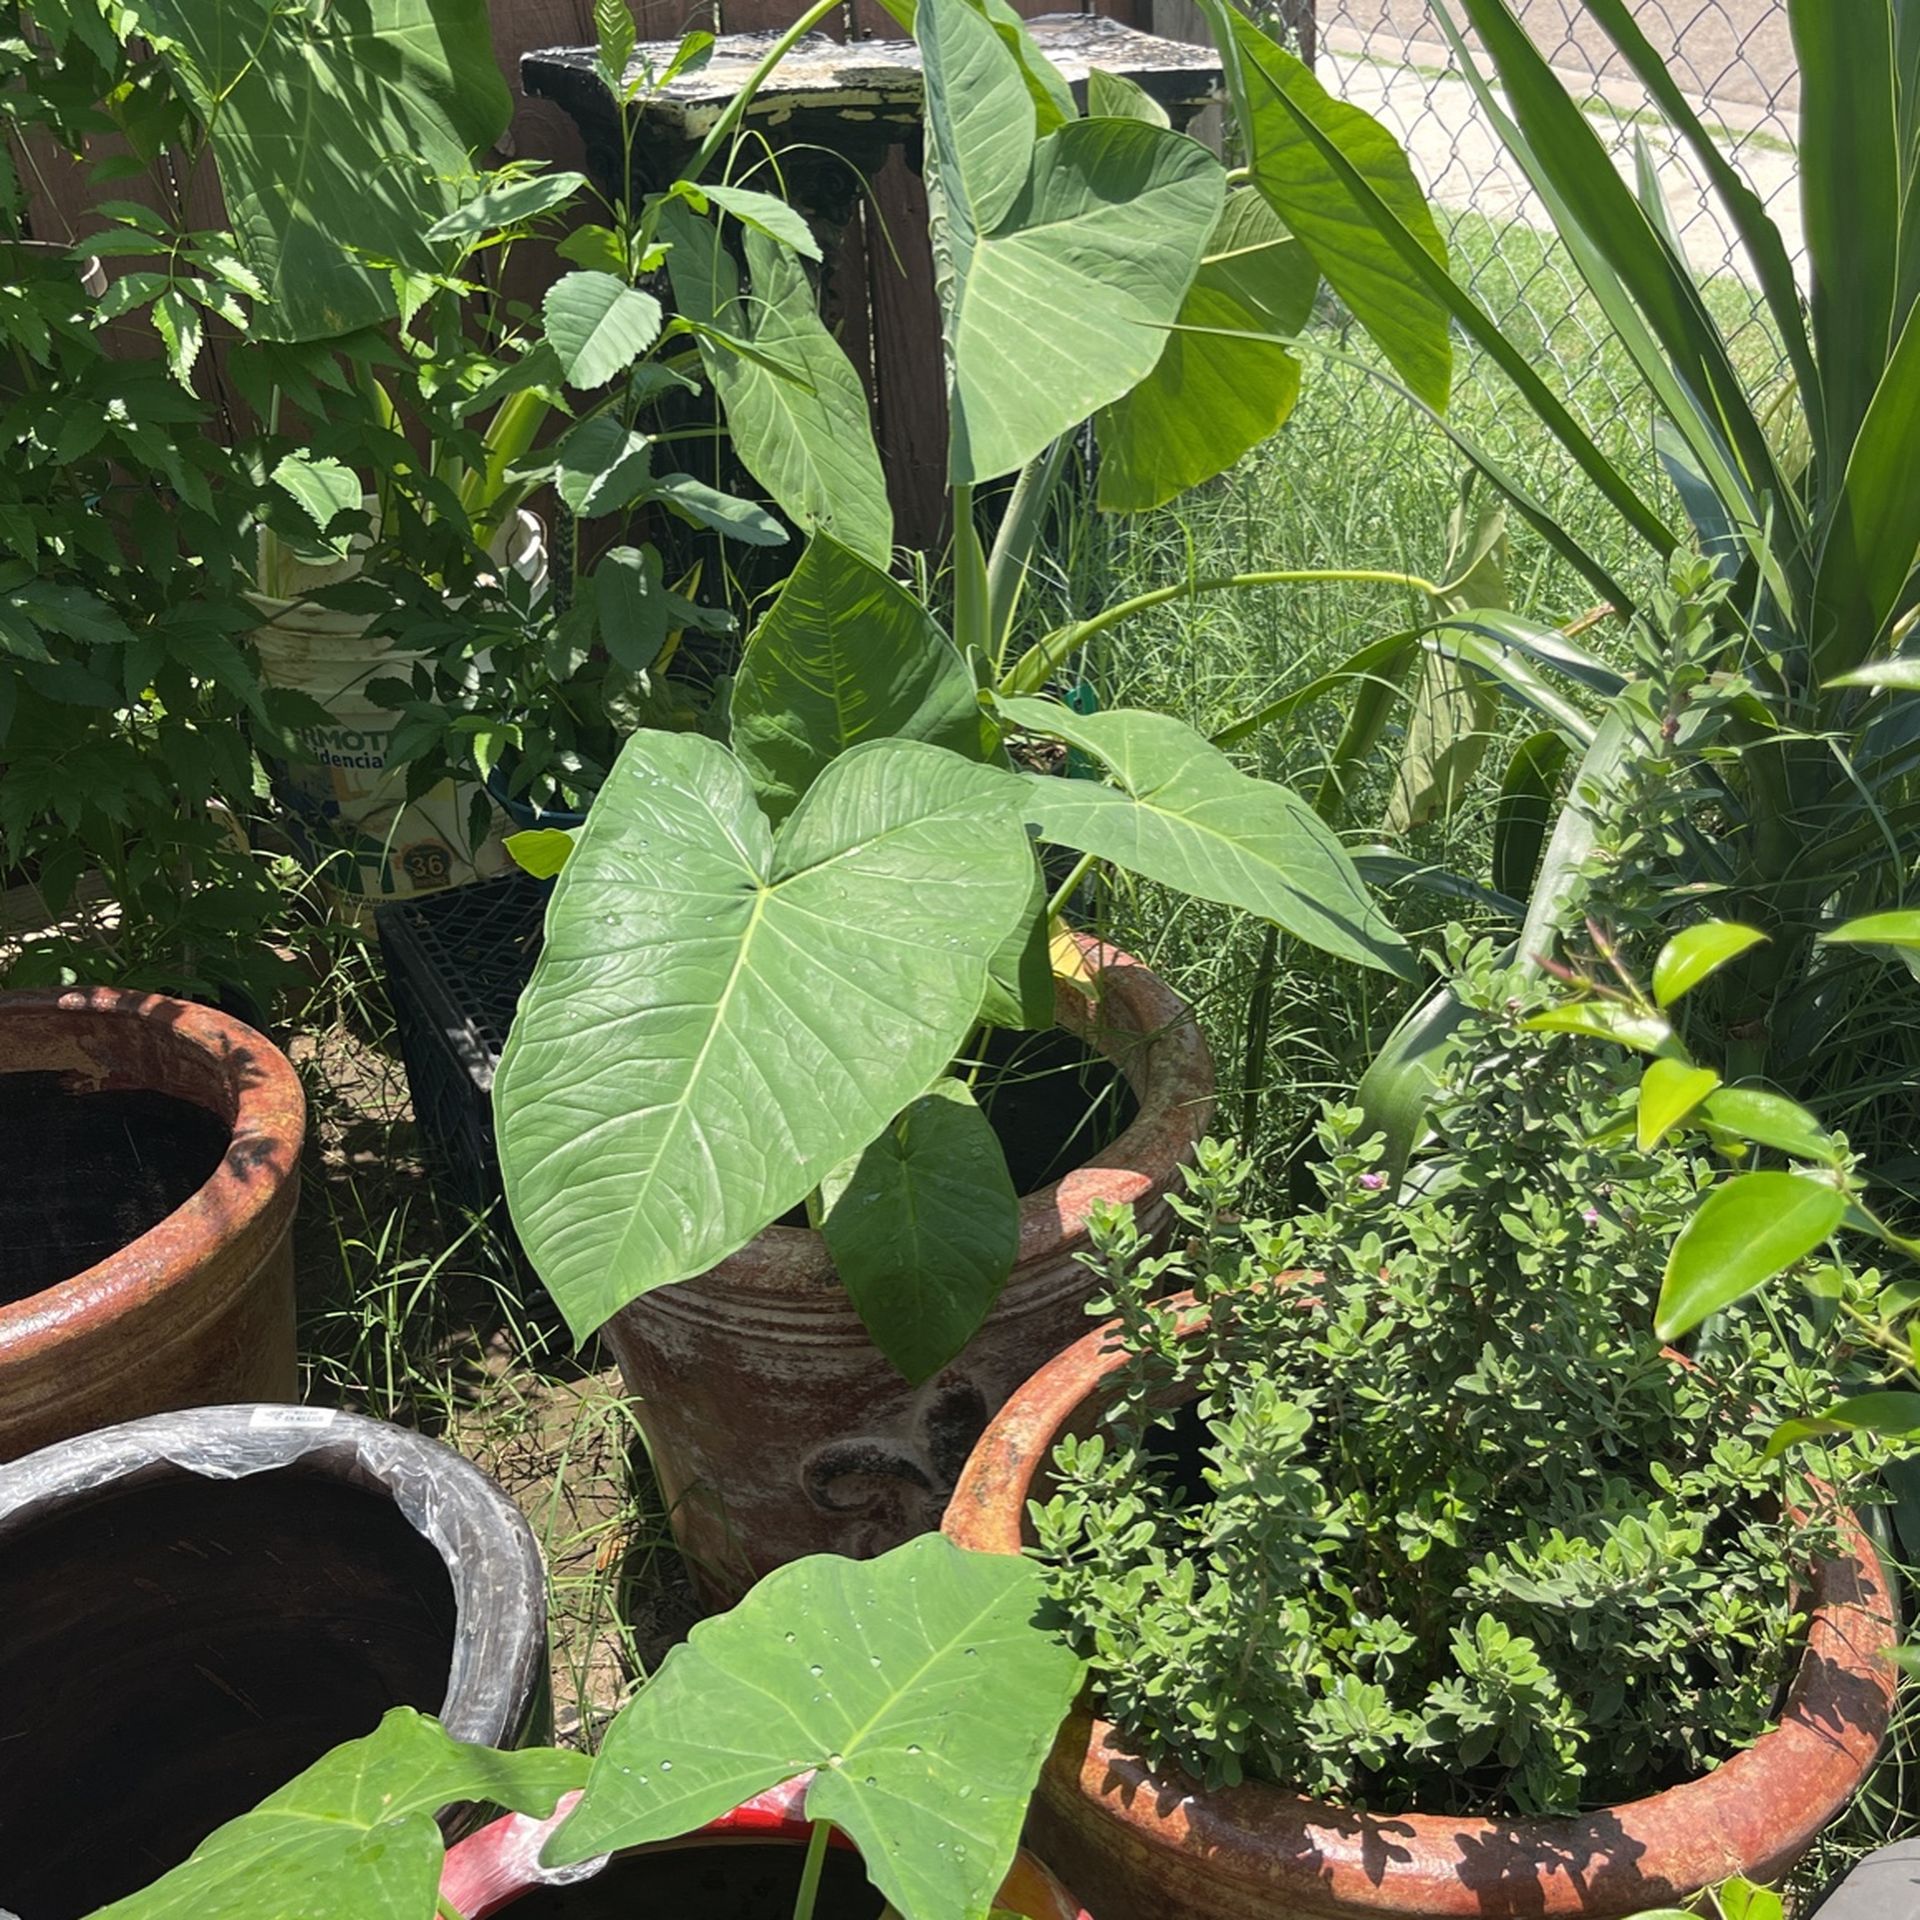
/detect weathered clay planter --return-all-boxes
[0,1404,551,1920]
[442,1776,1093,1918]
[0,987,305,1460]
[600,934,1214,1607]
[943,1302,1900,1920]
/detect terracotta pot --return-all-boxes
[442,1776,1093,1919]
[599,934,1214,1608]
[0,1403,551,1920]
[0,987,304,1460]
[943,1302,1899,1920]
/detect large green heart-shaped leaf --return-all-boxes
[1216,4,1452,411]
[126,0,511,343]
[821,1078,1020,1383]
[1095,189,1318,511]
[663,207,892,566]
[90,1710,585,1920]
[495,733,1037,1341]
[918,0,1224,484]
[731,534,988,821]
[546,1536,1085,1920]
[999,697,1413,979]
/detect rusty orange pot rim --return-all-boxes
[635,932,1217,1308]
[0,986,308,1354]
[943,1291,1899,1889]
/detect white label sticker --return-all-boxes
[248,1405,339,1432]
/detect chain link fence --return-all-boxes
[1305,0,1799,430]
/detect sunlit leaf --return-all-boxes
[1636,1056,1720,1150]
[1652,920,1768,1006]
[999,695,1412,978]
[496,734,1037,1341]
[545,1536,1084,1920]
[1766,1391,1920,1458]
[543,269,664,389]
[731,535,986,821]
[1523,1001,1674,1056]
[1655,1171,1848,1339]
[919,0,1224,483]
[506,828,576,878]
[1697,1087,1841,1163]
[1824,910,1920,952]
[1095,190,1317,512]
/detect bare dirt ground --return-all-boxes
[289,1005,700,1749]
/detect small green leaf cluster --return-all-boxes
[1034,956,1867,1818]
[0,20,300,1005]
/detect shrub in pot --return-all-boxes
[0,987,304,1460]
[98,1534,1087,1920]
[945,952,1898,1920]
[0,1403,549,1920]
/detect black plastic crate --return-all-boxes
[374,872,550,1217]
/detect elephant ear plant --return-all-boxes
[89,1536,1084,1920]
[496,0,1450,1374]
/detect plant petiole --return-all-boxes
[791,1816,834,1920]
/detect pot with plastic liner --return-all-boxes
[0,1403,549,1920]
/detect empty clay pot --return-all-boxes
[0,1404,551,1919]
[597,934,1214,1606]
[0,986,305,1460]
[441,1777,1092,1919]
[943,1301,1900,1920]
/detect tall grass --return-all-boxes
[1036,212,1786,1183]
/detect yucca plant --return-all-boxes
[1259,0,1920,1170]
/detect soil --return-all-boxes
[0,1076,230,1304]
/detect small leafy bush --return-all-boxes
[1034,950,1867,1818]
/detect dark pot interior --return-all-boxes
[504,1842,885,1919]
[0,1466,458,1919]
[0,1071,230,1303]
[974,1025,1138,1198]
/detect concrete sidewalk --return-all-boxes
[1321,21,1802,290]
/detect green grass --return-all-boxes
[1036,210,1788,1179]
[286,906,691,1746]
